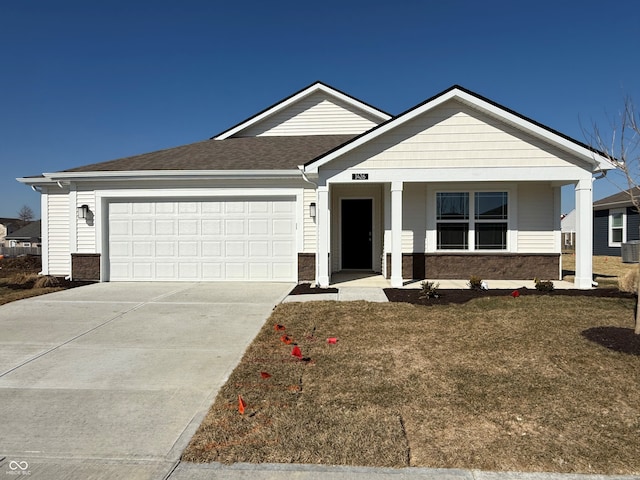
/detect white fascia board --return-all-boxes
[214,83,391,140]
[453,91,614,172]
[17,177,58,185]
[39,170,302,182]
[305,88,613,174]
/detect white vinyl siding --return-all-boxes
[401,183,426,253]
[47,189,71,275]
[330,99,578,170]
[239,91,381,137]
[303,188,317,253]
[76,189,96,252]
[517,183,555,252]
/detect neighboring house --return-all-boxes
[561,210,576,251]
[593,188,640,256]
[4,220,42,248]
[18,82,612,288]
[0,218,20,247]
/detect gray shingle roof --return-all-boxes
[593,187,640,210]
[6,221,41,240]
[62,135,355,172]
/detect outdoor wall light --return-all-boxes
[309,202,316,219]
[77,204,90,219]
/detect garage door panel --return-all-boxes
[132,263,152,279]
[249,241,269,257]
[108,198,296,281]
[273,219,294,235]
[178,263,199,279]
[132,203,153,214]
[202,220,221,235]
[249,219,269,235]
[178,241,198,257]
[225,263,245,279]
[225,219,245,235]
[156,263,176,279]
[132,220,152,235]
[133,241,153,256]
[178,202,198,214]
[155,220,175,235]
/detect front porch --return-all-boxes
[314,179,594,290]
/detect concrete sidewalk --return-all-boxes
[168,461,638,479]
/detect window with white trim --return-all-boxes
[437,191,508,250]
[609,208,626,247]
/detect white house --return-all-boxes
[18,82,612,288]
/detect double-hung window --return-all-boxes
[437,191,508,250]
[609,208,626,247]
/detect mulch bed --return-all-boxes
[289,283,339,295]
[384,287,636,306]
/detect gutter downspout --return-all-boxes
[297,165,317,188]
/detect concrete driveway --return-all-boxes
[0,282,292,479]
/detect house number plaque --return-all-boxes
[352,173,369,180]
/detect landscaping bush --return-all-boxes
[33,275,61,288]
[467,275,484,290]
[534,278,554,292]
[618,267,639,294]
[7,272,40,288]
[419,280,440,299]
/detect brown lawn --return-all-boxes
[183,295,640,475]
[562,253,637,288]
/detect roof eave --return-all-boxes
[33,170,303,183]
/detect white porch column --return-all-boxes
[317,185,330,288]
[391,181,403,288]
[574,178,593,289]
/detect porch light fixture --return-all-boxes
[77,204,90,219]
[309,202,316,219]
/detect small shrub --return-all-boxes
[33,275,61,289]
[534,278,554,292]
[618,267,639,293]
[468,276,484,291]
[419,280,440,299]
[7,272,40,288]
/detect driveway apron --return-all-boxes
[0,282,291,479]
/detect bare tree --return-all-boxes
[587,97,640,334]
[17,205,34,226]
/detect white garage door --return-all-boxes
[108,198,297,281]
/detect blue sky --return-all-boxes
[1,0,639,218]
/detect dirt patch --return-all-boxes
[582,326,640,355]
[384,287,635,306]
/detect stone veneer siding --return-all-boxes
[298,253,315,282]
[71,253,101,281]
[386,253,560,280]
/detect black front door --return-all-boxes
[341,199,373,269]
